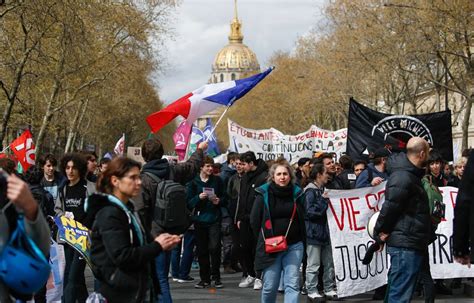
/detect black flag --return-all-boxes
[347,98,453,161]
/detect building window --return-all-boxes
[220,74,224,82]
[231,73,236,80]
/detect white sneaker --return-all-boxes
[238,276,255,288]
[308,292,324,299]
[253,278,263,290]
[324,290,338,298]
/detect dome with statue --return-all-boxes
[210,0,260,84]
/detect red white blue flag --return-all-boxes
[146,67,273,133]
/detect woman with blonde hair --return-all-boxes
[250,159,305,303]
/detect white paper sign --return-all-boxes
[127,146,145,164]
[326,184,473,298]
[227,119,347,164]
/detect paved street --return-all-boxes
[86,267,474,302]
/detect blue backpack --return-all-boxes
[0,213,51,295]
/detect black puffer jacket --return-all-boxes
[237,159,268,222]
[84,194,162,303]
[374,152,432,251]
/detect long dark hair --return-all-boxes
[96,157,141,194]
[60,153,88,180]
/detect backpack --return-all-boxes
[422,175,445,225]
[143,172,191,235]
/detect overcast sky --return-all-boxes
[154,0,327,104]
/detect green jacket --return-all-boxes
[186,174,227,225]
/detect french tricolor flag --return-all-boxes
[146,67,273,133]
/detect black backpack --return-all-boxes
[143,172,191,235]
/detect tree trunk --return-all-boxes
[64,99,89,153]
[0,53,30,150]
[35,78,61,157]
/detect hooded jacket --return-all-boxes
[237,159,268,222]
[83,194,162,303]
[373,152,432,251]
[186,174,226,225]
[304,182,330,245]
[220,162,236,188]
[355,163,388,188]
[250,182,305,271]
[135,149,203,235]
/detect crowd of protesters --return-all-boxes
[0,136,473,303]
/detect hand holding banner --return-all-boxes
[54,216,91,267]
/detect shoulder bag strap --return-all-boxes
[284,202,297,238]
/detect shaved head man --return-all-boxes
[373,137,433,302]
[406,137,430,169]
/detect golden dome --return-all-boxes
[212,44,260,73]
[211,0,260,81]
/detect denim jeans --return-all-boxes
[306,243,335,294]
[171,229,195,279]
[195,223,221,282]
[385,246,423,303]
[155,251,172,303]
[262,241,304,303]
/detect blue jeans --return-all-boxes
[171,230,195,279]
[155,251,172,303]
[386,246,423,303]
[262,241,304,303]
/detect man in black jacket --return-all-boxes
[374,137,431,302]
[135,138,207,302]
[136,139,208,235]
[236,151,268,289]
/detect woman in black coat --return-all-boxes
[84,157,181,303]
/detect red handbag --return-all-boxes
[262,203,297,254]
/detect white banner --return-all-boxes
[227,119,347,164]
[326,184,473,298]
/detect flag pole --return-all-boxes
[183,124,193,161]
[204,104,231,142]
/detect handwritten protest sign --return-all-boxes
[54,216,91,267]
[326,184,474,298]
[228,119,347,164]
